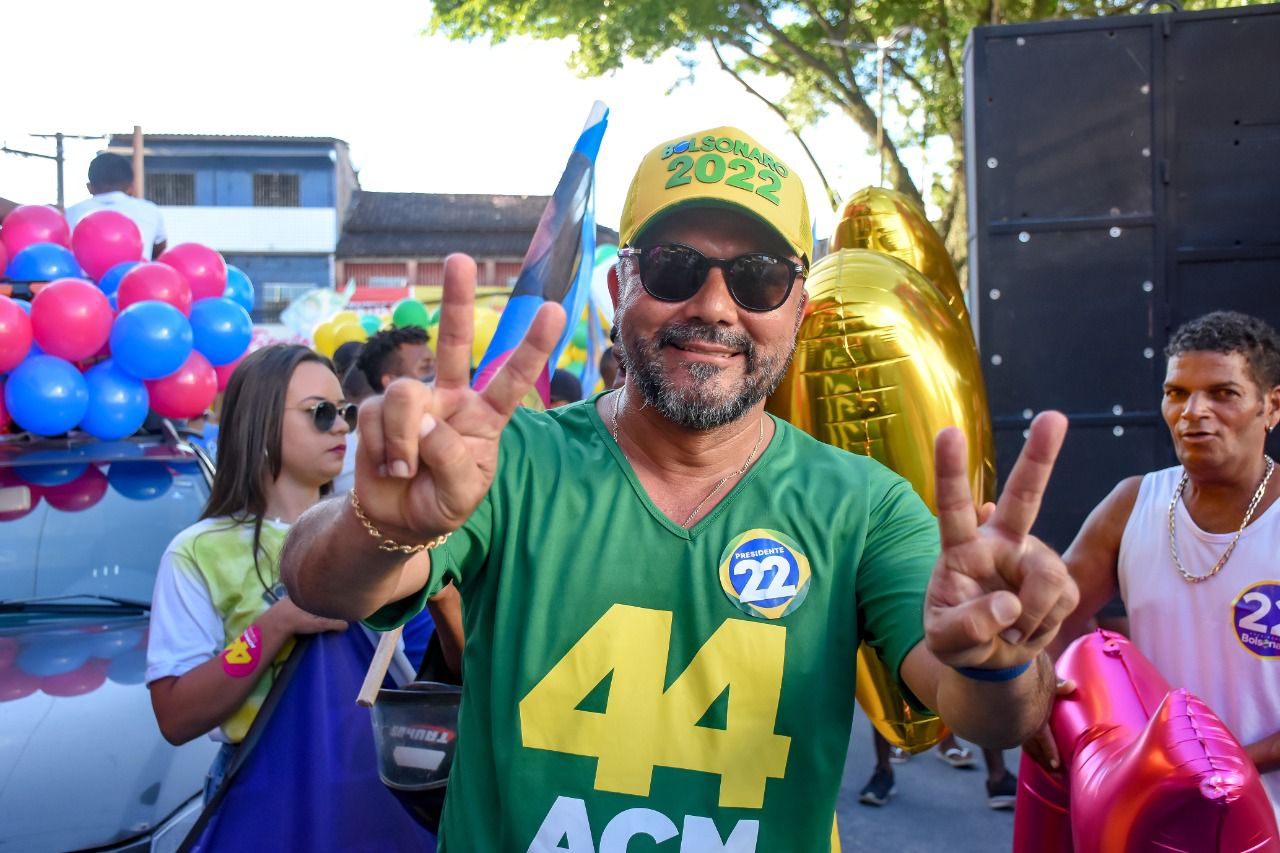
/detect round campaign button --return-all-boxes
[1233,581,1280,659]
[718,529,811,620]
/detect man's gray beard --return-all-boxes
[615,314,798,431]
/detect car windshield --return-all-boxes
[0,456,209,607]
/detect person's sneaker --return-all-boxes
[858,767,896,806]
[888,746,910,764]
[987,772,1018,810]
[936,745,976,768]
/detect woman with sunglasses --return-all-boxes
[145,344,355,799]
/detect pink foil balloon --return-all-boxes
[1014,630,1279,852]
[0,205,70,257]
[71,210,143,280]
[157,243,227,301]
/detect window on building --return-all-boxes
[146,173,195,206]
[253,173,300,207]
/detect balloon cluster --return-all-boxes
[310,298,440,359]
[0,205,257,437]
[0,459,175,521]
[0,622,148,702]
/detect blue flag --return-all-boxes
[180,629,436,852]
[474,102,609,402]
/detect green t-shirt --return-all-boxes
[369,393,939,852]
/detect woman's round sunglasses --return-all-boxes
[618,243,807,313]
[294,400,358,432]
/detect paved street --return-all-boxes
[836,726,1021,852]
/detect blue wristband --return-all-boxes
[951,660,1033,682]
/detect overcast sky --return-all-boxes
[1,0,940,234]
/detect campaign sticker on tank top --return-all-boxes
[718,528,811,619]
[1233,581,1280,659]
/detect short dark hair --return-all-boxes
[550,368,582,404]
[88,153,134,189]
[342,363,374,402]
[1166,311,1280,391]
[331,340,364,379]
[357,326,429,393]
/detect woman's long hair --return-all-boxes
[201,344,337,597]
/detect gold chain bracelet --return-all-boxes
[349,490,450,554]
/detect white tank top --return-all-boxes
[1119,464,1280,819]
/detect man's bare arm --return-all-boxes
[1051,476,1142,655]
[280,495,432,621]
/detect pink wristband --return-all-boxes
[221,624,263,677]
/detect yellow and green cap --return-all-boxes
[619,126,813,263]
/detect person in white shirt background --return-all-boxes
[64,153,167,260]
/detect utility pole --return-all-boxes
[1,132,106,209]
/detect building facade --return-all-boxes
[106,134,359,321]
[336,191,618,292]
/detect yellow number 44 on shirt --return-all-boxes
[519,604,791,810]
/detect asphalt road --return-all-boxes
[835,726,1021,852]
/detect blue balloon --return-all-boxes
[4,355,90,436]
[189,298,252,366]
[109,301,193,380]
[96,260,141,297]
[18,635,92,677]
[106,460,173,501]
[223,265,255,313]
[15,460,88,487]
[107,649,147,685]
[5,242,82,282]
[79,360,150,440]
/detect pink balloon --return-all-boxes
[0,205,70,257]
[158,243,227,301]
[0,667,40,702]
[72,210,143,281]
[30,278,113,362]
[43,465,108,513]
[116,262,192,316]
[214,353,244,391]
[41,657,109,697]
[145,350,216,418]
[0,295,34,372]
[0,238,8,275]
[1014,630,1279,853]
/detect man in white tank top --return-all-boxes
[1035,311,1280,820]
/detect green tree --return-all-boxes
[430,0,1238,273]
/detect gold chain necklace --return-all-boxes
[610,388,765,528]
[1168,454,1274,583]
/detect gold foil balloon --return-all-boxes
[767,245,996,752]
[829,187,968,327]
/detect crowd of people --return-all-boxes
[20,124,1270,849]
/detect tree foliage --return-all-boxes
[430,0,1247,270]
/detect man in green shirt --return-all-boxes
[283,125,1077,852]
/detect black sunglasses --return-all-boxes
[619,243,807,313]
[295,401,358,432]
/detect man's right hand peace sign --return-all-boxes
[353,254,566,543]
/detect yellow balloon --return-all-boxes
[331,321,368,348]
[767,248,997,752]
[332,310,361,327]
[471,310,502,367]
[312,321,339,358]
[830,187,969,326]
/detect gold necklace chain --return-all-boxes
[610,388,765,528]
[1168,454,1275,584]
